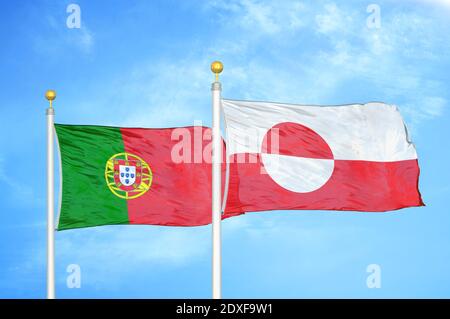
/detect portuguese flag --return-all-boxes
[55,124,227,230]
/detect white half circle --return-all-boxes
[261,153,334,193]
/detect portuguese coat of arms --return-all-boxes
[105,152,152,199]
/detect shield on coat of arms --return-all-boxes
[113,159,143,191]
[119,165,136,186]
[105,152,152,199]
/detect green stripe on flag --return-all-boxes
[55,124,129,230]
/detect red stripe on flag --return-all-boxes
[223,153,424,215]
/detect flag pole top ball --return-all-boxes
[45,90,56,108]
[211,61,223,82]
[45,90,56,101]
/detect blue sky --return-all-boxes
[1,0,450,298]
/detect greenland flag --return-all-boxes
[222,99,424,215]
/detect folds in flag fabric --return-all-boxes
[55,124,225,230]
[55,100,423,230]
[222,100,424,214]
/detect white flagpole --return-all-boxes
[45,90,56,299]
[211,61,223,299]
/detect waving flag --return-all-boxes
[55,124,225,230]
[222,100,424,214]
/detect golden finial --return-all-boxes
[211,61,223,82]
[45,90,56,108]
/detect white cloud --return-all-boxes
[205,0,306,36]
[91,1,447,130]
[315,3,352,35]
[402,96,447,126]
[32,14,94,56]
[0,157,40,207]
[418,0,450,8]
[121,59,211,127]
[75,27,94,53]
[423,97,447,117]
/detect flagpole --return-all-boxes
[211,61,223,299]
[45,90,56,299]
